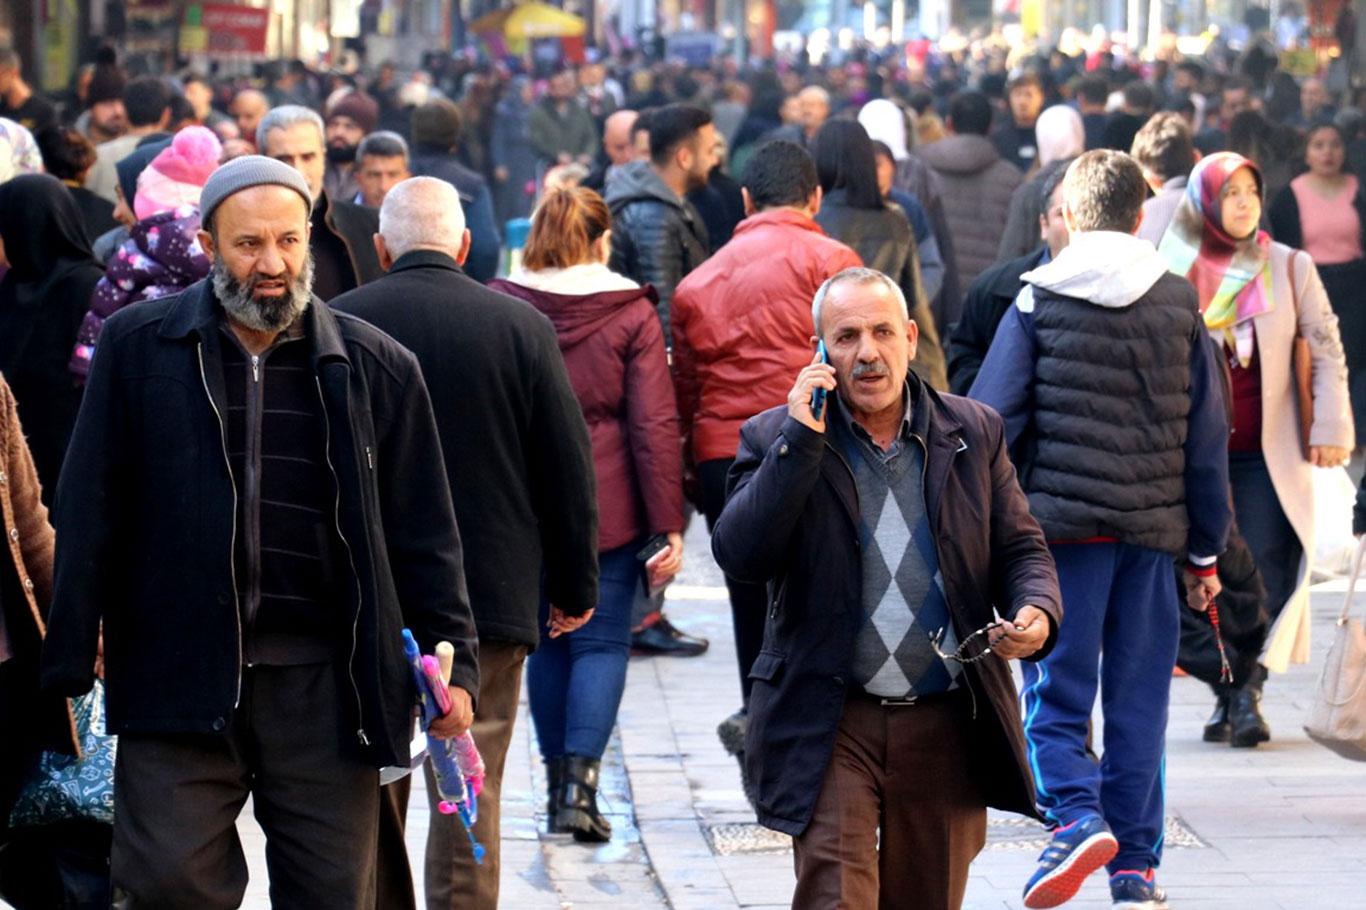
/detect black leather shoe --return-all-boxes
[630,615,709,657]
[1203,694,1232,743]
[1229,688,1271,747]
[555,755,612,843]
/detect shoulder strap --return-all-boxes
[1343,535,1366,624]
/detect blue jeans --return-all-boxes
[527,543,640,761]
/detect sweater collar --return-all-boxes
[157,277,349,365]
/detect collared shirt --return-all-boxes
[835,382,916,465]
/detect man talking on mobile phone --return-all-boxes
[712,266,1062,909]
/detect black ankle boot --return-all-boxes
[556,755,612,843]
[1204,691,1232,743]
[1230,668,1271,748]
[545,757,566,831]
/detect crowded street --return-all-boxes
[229,518,1366,909]
[2,2,1366,909]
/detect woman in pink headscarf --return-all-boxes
[1159,151,1352,745]
[70,125,220,379]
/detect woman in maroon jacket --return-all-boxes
[491,186,685,843]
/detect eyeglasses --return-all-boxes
[928,622,1004,665]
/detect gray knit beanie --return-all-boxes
[199,155,313,230]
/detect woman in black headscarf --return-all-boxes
[0,174,103,501]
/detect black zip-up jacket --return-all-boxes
[40,280,479,768]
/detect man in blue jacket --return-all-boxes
[970,150,1231,910]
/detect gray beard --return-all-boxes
[211,253,315,333]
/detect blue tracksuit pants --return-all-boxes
[1020,542,1179,873]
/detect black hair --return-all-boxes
[1075,75,1110,106]
[124,76,172,128]
[741,140,818,210]
[812,120,884,210]
[947,91,992,136]
[647,104,712,167]
[1122,81,1157,113]
[167,93,195,127]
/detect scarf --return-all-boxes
[1158,151,1272,366]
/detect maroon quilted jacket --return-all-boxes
[490,275,684,552]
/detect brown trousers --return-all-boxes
[792,690,987,910]
[378,640,528,910]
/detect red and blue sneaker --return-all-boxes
[1109,868,1168,909]
[1022,814,1120,908]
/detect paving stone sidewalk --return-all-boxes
[228,520,1366,908]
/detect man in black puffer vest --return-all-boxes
[971,150,1231,910]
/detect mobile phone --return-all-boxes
[810,340,828,421]
[636,534,670,565]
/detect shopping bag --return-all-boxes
[1304,537,1366,761]
[7,680,118,827]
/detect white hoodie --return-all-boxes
[1016,230,1172,312]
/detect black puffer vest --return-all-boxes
[1024,272,1203,555]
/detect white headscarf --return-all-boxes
[1035,105,1085,167]
[858,99,913,161]
[0,118,43,185]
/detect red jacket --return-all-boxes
[490,276,684,552]
[671,208,863,464]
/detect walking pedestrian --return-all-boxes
[70,125,221,380]
[489,77,538,225]
[84,76,171,204]
[1160,151,1353,744]
[918,91,1023,294]
[0,174,103,501]
[331,176,597,910]
[1267,123,1366,443]
[971,150,1233,909]
[713,266,1061,909]
[407,99,501,283]
[0,373,107,908]
[323,90,379,204]
[812,120,947,390]
[35,126,119,243]
[493,185,684,844]
[948,165,1070,394]
[40,156,480,907]
[671,140,861,799]
[1132,112,1198,246]
[256,105,383,298]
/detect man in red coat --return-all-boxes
[671,139,862,797]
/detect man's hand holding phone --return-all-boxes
[789,344,836,434]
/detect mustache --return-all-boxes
[850,361,889,379]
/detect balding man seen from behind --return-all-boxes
[330,176,598,910]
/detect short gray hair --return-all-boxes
[811,267,909,337]
[379,176,466,258]
[256,104,324,153]
[358,130,408,164]
[1062,149,1147,233]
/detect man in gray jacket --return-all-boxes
[918,91,1023,292]
[1132,112,1197,246]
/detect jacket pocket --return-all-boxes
[748,649,787,684]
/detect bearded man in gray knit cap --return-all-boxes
[41,155,479,907]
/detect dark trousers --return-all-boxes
[1228,451,1303,625]
[110,663,380,909]
[380,639,528,910]
[792,690,986,909]
[698,457,768,704]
